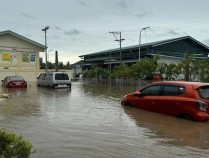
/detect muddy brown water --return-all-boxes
[0,81,209,158]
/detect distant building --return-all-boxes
[78,36,209,73]
[71,60,83,75]
[0,30,46,81]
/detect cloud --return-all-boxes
[202,39,209,47]
[52,35,61,39]
[166,30,182,36]
[78,0,88,6]
[64,29,82,36]
[136,11,152,18]
[21,12,38,19]
[118,0,128,8]
[55,27,62,31]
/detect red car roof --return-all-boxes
[152,81,209,89]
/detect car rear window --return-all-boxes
[9,76,24,81]
[55,73,69,80]
[197,86,209,99]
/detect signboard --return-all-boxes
[0,48,18,63]
[2,52,11,61]
[21,49,36,63]
[0,47,36,64]
[22,53,30,62]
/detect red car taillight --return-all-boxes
[196,100,207,112]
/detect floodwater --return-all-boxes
[0,81,209,158]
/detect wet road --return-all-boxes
[0,81,209,158]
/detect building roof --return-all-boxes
[79,36,209,57]
[0,30,46,49]
[71,60,84,66]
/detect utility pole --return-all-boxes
[55,51,59,72]
[109,49,112,72]
[109,31,125,64]
[42,26,49,72]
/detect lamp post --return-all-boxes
[139,27,150,61]
[42,26,49,72]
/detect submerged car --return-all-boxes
[1,76,27,88]
[121,81,209,122]
[37,72,71,88]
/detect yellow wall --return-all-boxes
[0,33,43,81]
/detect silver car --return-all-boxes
[37,72,71,88]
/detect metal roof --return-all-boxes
[79,36,209,57]
[0,30,46,49]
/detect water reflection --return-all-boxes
[123,106,209,149]
[1,87,27,96]
[81,81,138,100]
[0,85,42,119]
[37,87,71,98]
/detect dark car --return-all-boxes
[1,76,27,88]
[121,81,209,122]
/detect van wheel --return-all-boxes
[178,114,193,121]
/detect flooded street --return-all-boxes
[0,81,209,158]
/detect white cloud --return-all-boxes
[1,0,209,64]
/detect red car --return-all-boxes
[1,76,27,88]
[121,81,209,122]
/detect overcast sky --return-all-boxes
[1,0,209,64]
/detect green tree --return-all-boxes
[47,61,54,69]
[0,129,35,158]
[158,63,180,81]
[176,54,208,81]
[83,65,110,82]
[64,61,71,69]
[130,55,159,85]
[193,58,209,82]
[111,64,130,79]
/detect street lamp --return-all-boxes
[139,27,150,61]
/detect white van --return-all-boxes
[37,72,71,88]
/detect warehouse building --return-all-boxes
[78,36,209,73]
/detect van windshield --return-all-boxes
[55,74,69,80]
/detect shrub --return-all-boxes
[0,129,34,158]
